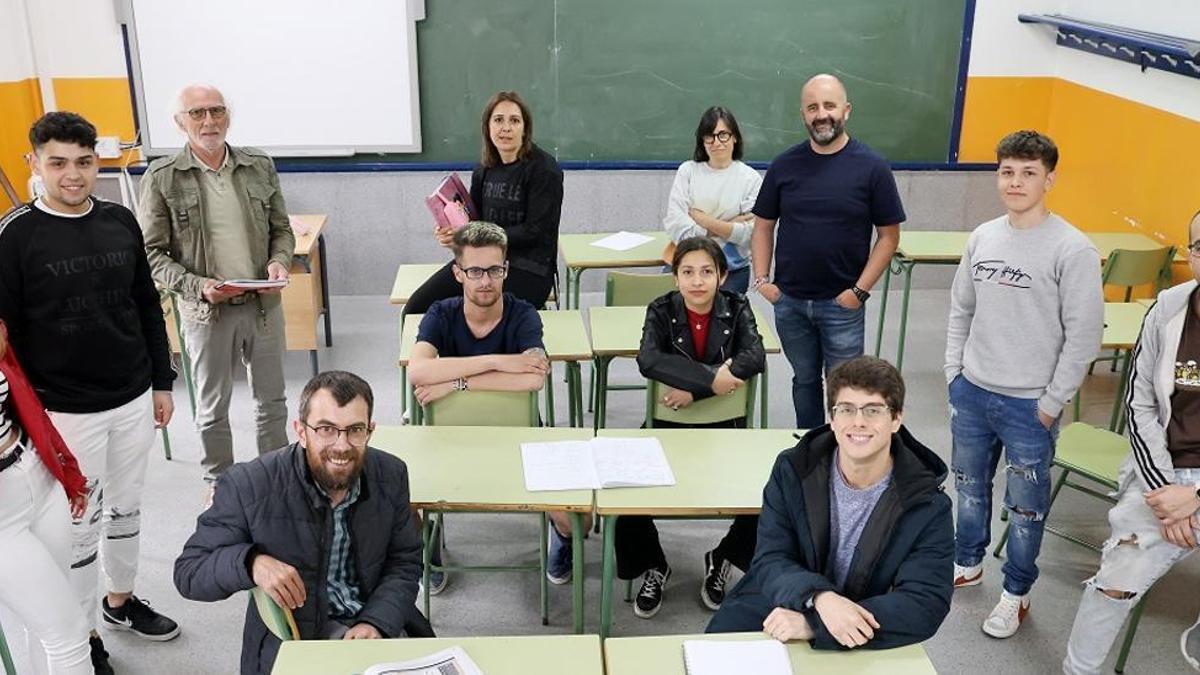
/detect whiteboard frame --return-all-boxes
[116,0,424,158]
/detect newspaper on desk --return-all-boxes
[361,646,483,675]
[520,436,676,491]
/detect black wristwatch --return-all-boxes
[851,286,870,303]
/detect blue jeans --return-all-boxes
[949,375,1059,596]
[772,293,866,429]
[723,266,750,295]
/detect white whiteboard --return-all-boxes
[121,0,422,156]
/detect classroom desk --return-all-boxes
[372,426,594,633]
[588,306,781,430]
[874,230,1175,372]
[282,214,332,374]
[388,263,449,306]
[397,311,591,427]
[559,231,671,310]
[594,428,798,638]
[272,634,604,675]
[602,632,937,675]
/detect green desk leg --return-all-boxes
[540,513,549,625]
[892,260,916,372]
[170,295,198,418]
[566,362,583,428]
[1111,351,1133,432]
[569,267,584,311]
[600,514,617,639]
[399,366,407,420]
[593,356,612,431]
[759,365,769,428]
[545,371,556,428]
[0,614,15,675]
[160,427,172,461]
[421,512,433,619]
[874,256,896,357]
[571,512,585,633]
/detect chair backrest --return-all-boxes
[251,587,300,642]
[645,376,757,427]
[423,390,539,426]
[605,271,675,307]
[1101,247,1176,295]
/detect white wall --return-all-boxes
[0,0,36,81]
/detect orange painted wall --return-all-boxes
[52,77,139,166]
[0,78,43,206]
[959,75,1199,284]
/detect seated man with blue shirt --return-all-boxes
[407,221,585,590]
[708,356,953,650]
[174,371,426,674]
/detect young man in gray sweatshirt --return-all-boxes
[944,130,1103,639]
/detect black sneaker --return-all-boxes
[633,565,670,619]
[102,595,181,641]
[700,550,732,611]
[90,635,115,675]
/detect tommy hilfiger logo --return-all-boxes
[971,259,1033,289]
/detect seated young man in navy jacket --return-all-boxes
[708,356,953,649]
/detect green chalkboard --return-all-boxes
[409,0,966,164]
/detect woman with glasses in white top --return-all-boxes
[663,106,763,294]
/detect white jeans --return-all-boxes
[0,436,92,674]
[1063,467,1200,674]
[48,388,155,630]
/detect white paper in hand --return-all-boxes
[682,640,791,675]
[590,231,654,252]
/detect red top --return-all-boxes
[686,308,712,357]
[0,322,87,500]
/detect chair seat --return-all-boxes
[1054,422,1130,487]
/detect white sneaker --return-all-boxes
[953,563,983,588]
[1182,615,1200,671]
[982,591,1030,638]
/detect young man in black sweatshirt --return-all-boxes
[0,112,180,673]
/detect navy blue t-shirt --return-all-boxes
[416,293,544,356]
[753,138,906,300]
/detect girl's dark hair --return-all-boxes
[671,236,728,278]
[693,106,744,163]
[480,91,534,168]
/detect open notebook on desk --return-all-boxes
[521,436,675,491]
[683,639,790,675]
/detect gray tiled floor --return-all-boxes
[5,289,1197,674]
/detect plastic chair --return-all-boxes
[1091,247,1176,376]
[991,422,1147,673]
[588,272,677,414]
[422,390,539,427]
[252,587,300,642]
[420,390,549,624]
[0,615,14,675]
[645,376,757,428]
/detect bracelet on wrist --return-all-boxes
[851,285,870,303]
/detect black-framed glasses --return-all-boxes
[702,130,733,144]
[302,422,371,444]
[185,106,228,121]
[455,263,508,280]
[1188,240,1200,257]
[829,403,891,421]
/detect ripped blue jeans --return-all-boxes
[949,374,1059,596]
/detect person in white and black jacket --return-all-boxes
[1063,211,1200,674]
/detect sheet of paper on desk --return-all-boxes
[361,646,483,675]
[682,640,790,675]
[592,436,675,488]
[590,230,654,252]
[521,440,602,491]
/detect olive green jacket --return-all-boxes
[137,145,295,324]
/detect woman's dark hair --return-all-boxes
[693,106,744,163]
[29,111,97,152]
[671,236,728,278]
[480,91,534,168]
[826,356,905,418]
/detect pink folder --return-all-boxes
[425,174,477,230]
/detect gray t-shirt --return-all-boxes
[828,451,892,590]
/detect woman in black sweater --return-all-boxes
[404,91,563,316]
[618,236,766,620]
